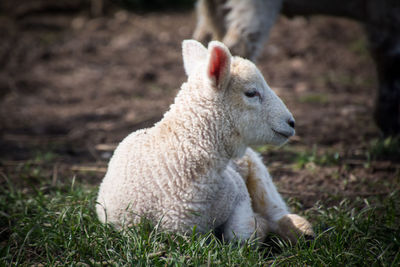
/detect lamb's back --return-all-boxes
[96,128,166,226]
[95,126,215,231]
[96,119,238,233]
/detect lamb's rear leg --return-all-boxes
[222,198,269,243]
[220,167,268,243]
[234,148,314,243]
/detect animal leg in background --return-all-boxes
[194,0,283,61]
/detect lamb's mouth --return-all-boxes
[272,129,292,139]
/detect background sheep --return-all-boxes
[96,40,313,243]
[193,0,282,62]
[194,0,400,136]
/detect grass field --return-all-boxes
[1,5,400,266]
[1,159,399,266]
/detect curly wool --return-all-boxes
[96,40,313,242]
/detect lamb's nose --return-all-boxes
[288,119,295,129]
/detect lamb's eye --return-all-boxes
[244,90,259,98]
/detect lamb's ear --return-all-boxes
[182,40,208,77]
[206,41,231,90]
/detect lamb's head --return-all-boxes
[182,40,295,148]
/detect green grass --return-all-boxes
[369,136,400,160]
[256,144,341,169]
[348,37,369,59]
[299,94,329,104]
[1,175,399,266]
[294,146,341,169]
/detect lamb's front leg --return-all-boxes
[234,148,314,243]
[220,166,268,242]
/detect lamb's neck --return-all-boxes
[160,86,245,173]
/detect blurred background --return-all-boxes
[0,0,398,206]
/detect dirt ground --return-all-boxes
[0,7,399,207]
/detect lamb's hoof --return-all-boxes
[276,214,315,244]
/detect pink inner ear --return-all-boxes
[209,46,227,86]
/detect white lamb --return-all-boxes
[96,40,314,243]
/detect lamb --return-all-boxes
[96,39,314,243]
